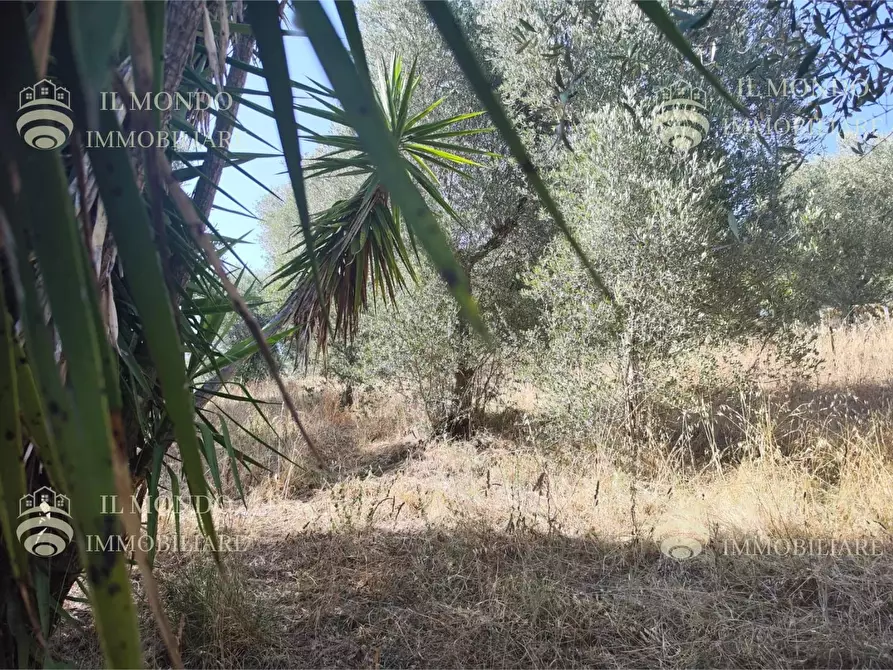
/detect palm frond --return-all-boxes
[271,52,491,348]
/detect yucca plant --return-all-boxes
[0,0,724,666]
[0,2,299,666]
[267,54,494,348]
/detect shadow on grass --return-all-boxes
[56,527,893,669]
[641,378,893,471]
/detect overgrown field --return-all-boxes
[58,324,893,668]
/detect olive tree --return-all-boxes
[783,142,893,319]
[524,106,779,441]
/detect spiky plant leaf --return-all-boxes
[269,26,493,347]
[421,0,624,316]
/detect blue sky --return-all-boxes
[207,6,891,274]
[198,0,344,273]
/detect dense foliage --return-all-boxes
[256,0,892,443]
[1,0,891,667]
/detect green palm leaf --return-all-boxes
[270,32,492,347]
[423,1,618,309]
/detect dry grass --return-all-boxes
[55,324,893,668]
[815,321,893,386]
[211,379,424,499]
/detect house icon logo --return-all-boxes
[651,80,710,152]
[16,486,74,557]
[16,79,74,151]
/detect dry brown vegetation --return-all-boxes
[57,324,893,668]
